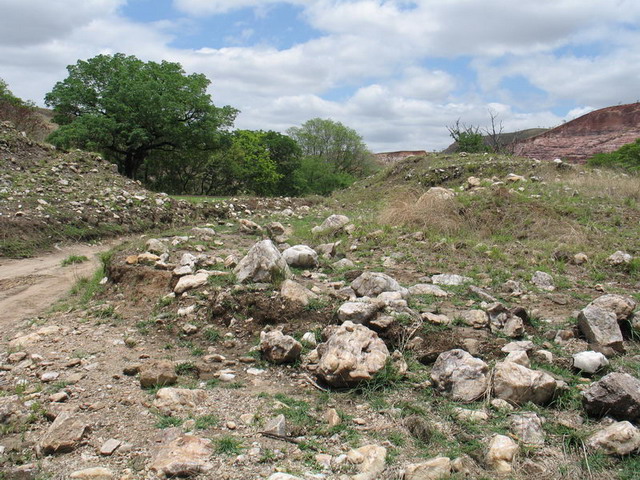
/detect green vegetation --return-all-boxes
[61,254,88,266]
[215,435,244,455]
[588,137,640,172]
[0,78,48,140]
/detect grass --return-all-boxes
[215,435,243,455]
[194,414,219,430]
[203,327,221,343]
[60,254,88,266]
[155,415,183,429]
[175,362,198,376]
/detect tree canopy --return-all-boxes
[45,53,237,179]
[287,118,374,176]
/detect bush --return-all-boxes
[588,139,640,172]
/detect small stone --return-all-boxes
[403,457,452,479]
[531,271,555,291]
[139,360,177,388]
[326,408,341,427]
[49,391,69,403]
[40,371,59,382]
[69,467,114,480]
[265,414,287,436]
[100,438,121,456]
[587,421,640,455]
[486,434,518,473]
[573,351,609,374]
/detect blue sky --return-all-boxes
[1,0,639,151]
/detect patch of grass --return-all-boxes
[61,254,88,266]
[155,415,183,429]
[194,414,219,430]
[175,362,198,376]
[273,394,314,427]
[215,435,243,455]
[203,327,221,343]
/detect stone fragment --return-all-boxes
[421,312,451,326]
[531,271,555,291]
[486,434,518,473]
[311,214,350,235]
[431,274,472,286]
[239,218,262,233]
[326,408,341,427]
[408,284,449,297]
[146,239,168,254]
[587,421,640,455]
[459,310,489,329]
[153,388,207,415]
[267,474,303,480]
[100,438,121,456]
[578,305,624,352]
[347,444,386,480]
[174,273,209,294]
[39,410,88,454]
[510,412,545,446]
[431,349,489,402]
[150,432,213,477]
[351,271,407,297]
[69,468,114,479]
[505,350,529,367]
[191,227,215,239]
[403,457,452,480]
[337,301,380,324]
[280,279,317,306]
[282,245,318,268]
[582,372,640,421]
[607,250,633,265]
[260,330,302,364]
[573,351,609,374]
[264,414,287,436]
[493,361,557,405]
[334,258,355,269]
[139,361,177,388]
[234,240,291,283]
[315,321,389,387]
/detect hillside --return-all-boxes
[513,103,640,161]
[0,121,227,257]
[1,151,639,480]
[442,128,548,154]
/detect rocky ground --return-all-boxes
[1,154,640,480]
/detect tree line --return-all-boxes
[1,53,376,197]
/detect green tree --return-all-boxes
[588,138,640,172]
[45,53,237,179]
[447,119,487,153]
[287,118,374,176]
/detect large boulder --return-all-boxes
[351,272,407,298]
[587,421,640,455]
[588,294,637,321]
[234,240,292,283]
[260,330,302,364]
[493,361,557,405]
[577,305,624,352]
[282,245,318,268]
[315,322,389,387]
[582,372,640,421]
[311,214,350,235]
[430,349,489,402]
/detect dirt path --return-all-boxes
[0,239,123,327]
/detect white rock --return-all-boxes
[573,351,609,374]
[234,240,291,284]
[282,245,318,268]
[486,434,518,473]
[409,284,449,297]
[587,421,640,455]
[431,274,472,286]
[174,273,209,294]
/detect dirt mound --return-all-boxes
[0,121,227,257]
[513,103,640,162]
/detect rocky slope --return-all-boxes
[0,121,227,257]
[512,103,640,162]
[1,156,639,479]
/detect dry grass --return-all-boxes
[560,169,640,202]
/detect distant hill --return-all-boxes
[512,103,640,162]
[373,150,428,166]
[442,128,548,154]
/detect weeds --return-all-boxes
[61,255,88,266]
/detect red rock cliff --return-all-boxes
[512,103,640,162]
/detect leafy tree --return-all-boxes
[292,156,355,195]
[287,118,374,176]
[447,119,487,153]
[45,53,237,179]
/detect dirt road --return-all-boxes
[0,240,122,326]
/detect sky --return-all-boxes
[1,0,639,152]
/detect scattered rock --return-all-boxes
[234,239,292,283]
[486,434,518,473]
[69,468,114,480]
[403,457,452,480]
[510,412,545,446]
[39,410,89,454]
[153,388,207,415]
[607,250,633,265]
[587,421,640,455]
[573,351,609,374]
[139,361,177,388]
[431,349,489,402]
[493,361,557,405]
[531,271,555,291]
[174,273,209,294]
[239,218,262,234]
[431,274,472,286]
[337,301,380,324]
[282,245,318,268]
[578,305,624,353]
[351,271,407,297]
[260,330,302,364]
[459,310,489,329]
[347,444,386,480]
[315,321,389,387]
[99,438,121,456]
[582,372,640,421]
[280,279,317,306]
[312,214,350,235]
[588,294,637,321]
[408,284,449,297]
[150,431,213,477]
